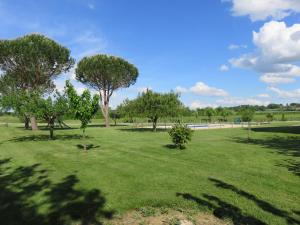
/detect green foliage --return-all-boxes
[116,99,137,123]
[0,33,74,90]
[266,113,274,122]
[65,81,99,131]
[75,54,139,127]
[240,108,255,122]
[134,90,183,131]
[109,109,121,126]
[39,92,69,139]
[168,122,193,149]
[204,107,216,122]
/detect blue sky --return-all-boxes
[0,0,300,108]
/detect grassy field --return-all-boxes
[0,121,299,225]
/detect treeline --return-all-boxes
[0,33,139,136]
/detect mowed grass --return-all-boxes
[0,122,299,225]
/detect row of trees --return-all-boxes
[0,34,139,130]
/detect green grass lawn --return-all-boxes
[0,122,299,225]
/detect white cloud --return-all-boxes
[268,87,300,98]
[219,64,229,72]
[175,82,228,97]
[190,82,228,97]
[137,87,152,93]
[175,86,188,93]
[217,97,270,106]
[230,21,300,85]
[190,101,218,109]
[257,93,270,98]
[260,74,295,84]
[224,0,300,21]
[228,44,247,50]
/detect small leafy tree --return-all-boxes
[240,108,255,139]
[219,108,232,122]
[76,54,139,127]
[109,109,121,126]
[65,81,100,151]
[204,107,216,123]
[116,99,137,123]
[168,122,193,149]
[135,90,183,131]
[266,113,274,122]
[39,92,69,139]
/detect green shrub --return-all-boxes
[168,122,193,149]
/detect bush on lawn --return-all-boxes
[168,122,193,149]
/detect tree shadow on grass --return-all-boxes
[118,128,167,133]
[208,178,300,225]
[163,144,178,150]
[177,178,300,225]
[251,126,300,135]
[76,144,101,150]
[232,136,300,177]
[176,193,267,225]
[0,158,114,225]
[233,136,300,157]
[8,134,91,142]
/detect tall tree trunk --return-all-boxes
[152,117,158,132]
[49,119,54,139]
[30,116,38,130]
[24,116,30,130]
[82,128,87,152]
[104,103,110,127]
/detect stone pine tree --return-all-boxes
[75,54,139,127]
[134,89,183,132]
[65,81,100,151]
[0,34,74,130]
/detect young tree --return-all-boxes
[39,92,69,139]
[169,122,193,149]
[65,81,100,151]
[0,34,74,130]
[240,108,255,139]
[135,90,183,131]
[204,107,216,123]
[218,108,232,122]
[116,99,137,123]
[109,109,121,126]
[75,54,139,127]
[266,113,274,122]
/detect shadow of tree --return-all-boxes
[0,158,114,225]
[276,159,300,177]
[118,128,167,133]
[8,134,90,142]
[251,126,300,135]
[233,136,300,157]
[176,193,267,225]
[233,135,300,177]
[208,178,300,225]
[76,144,101,150]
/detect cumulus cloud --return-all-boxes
[223,0,300,21]
[268,87,300,98]
[257,93,270,98]
[219,64,229,72]
[230,21,300,85]
[228,44,247,50]
[178,82,228,97]
[175,86,188,93]
[216,97,270,106]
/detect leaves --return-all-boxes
[65,81,100,129]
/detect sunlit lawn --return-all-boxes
[0,121,299,225]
